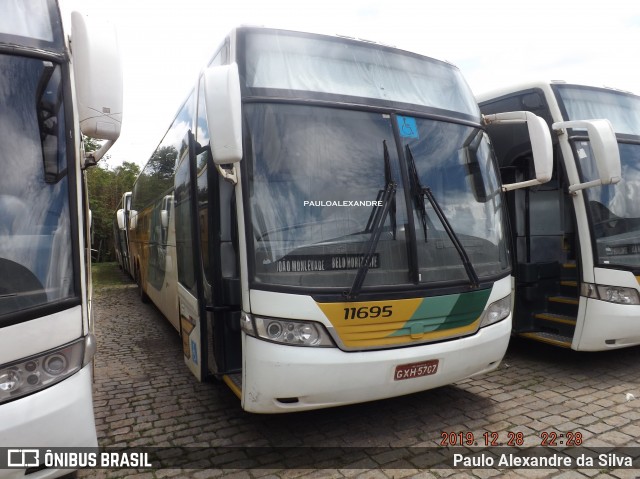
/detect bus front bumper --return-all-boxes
[578,298,640,350]
[241,317,511,413]
[0,365,97,478]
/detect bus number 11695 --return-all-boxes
[344,305,393,320]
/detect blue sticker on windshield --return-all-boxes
[397,116,419,139]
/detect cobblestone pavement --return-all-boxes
[80,270,640,479]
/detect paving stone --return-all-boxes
[77,274,640,479]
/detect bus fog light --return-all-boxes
[253,316,334,347]
[479,295,511,328]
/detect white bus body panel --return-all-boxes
[0,307,82,364]
[576,268,640,350]
[0,366,96,478]
[144,211,179,331]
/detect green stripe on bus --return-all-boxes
[387,289,491,337]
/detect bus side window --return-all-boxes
[219,177,238,279]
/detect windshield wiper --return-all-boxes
[345,141,397,300]
[365,141,396,238]
[405,145,480,288]
[406,144,429,241]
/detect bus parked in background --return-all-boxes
[128,26,552,413]
[0,0,122,475]
[115,191,133,276]
[479,81,637,351]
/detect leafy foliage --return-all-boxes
[133,145,178,208]
[86,158,140,262]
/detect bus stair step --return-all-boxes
[222,373,243,399]
[559,280,578,296]
[518,331,573,348]
[561,262,577,280]
[534,312,577,326]
[533,310,577,338]
[547,295,579,305]
[546,295,579,317]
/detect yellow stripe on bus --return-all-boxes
[222,375,242,399]
[316,297,483,348]
[331,319,481,348]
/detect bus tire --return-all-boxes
[136,264,150,304]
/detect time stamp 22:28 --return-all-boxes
[440,431,584,447]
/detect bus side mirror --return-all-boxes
[71,12,123,162]
[552,119,621,193]
[204,63,243,165]
[160,195,172,228]
[483,111,553,191]
[116,209,126,230]
[129,211,137,230]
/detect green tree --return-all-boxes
[83,137,102,154]
[86,155,140,262]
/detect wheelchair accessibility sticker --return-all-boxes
[397,116,419,139]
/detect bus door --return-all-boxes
[481,92,578,346]
[174,131,208,381]
[174,130,242,383]
[511,157,579,346]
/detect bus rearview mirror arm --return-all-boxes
[483,111,553,192]
[83,139,115,168]
[204,63,243,184]
[552,119,621,194]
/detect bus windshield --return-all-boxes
[243,29,480,119]
[556,86,640,269]
[0,54,76,320]
[246,103,510,290]
[0,0,63,51]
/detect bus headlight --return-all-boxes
[479,295,511,328]
[0,370,21,393]
[241,312,334,347]
[0,337,88,405]
[581,283,640,305]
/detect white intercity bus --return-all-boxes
[0,0,122,476]
[115,191,133,276]
[128,26,552,413]
[479,81,637,350]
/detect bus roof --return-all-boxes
[477,80,638,104]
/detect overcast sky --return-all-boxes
[60,0,640,169]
